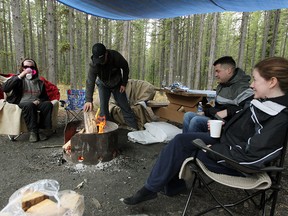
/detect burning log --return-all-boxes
[83,111,97,133]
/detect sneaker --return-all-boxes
[118,125,138,132]
[39,133,48,141]
[126,126,138,132]
[29,132,39,143]
[123,187,157,205]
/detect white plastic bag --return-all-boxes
[128,121,182,144]
[0,179,84,216]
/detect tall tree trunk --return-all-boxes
[159,20,166,87]
[2,0,9,71]
[8,2,15,72]
[141,21,147,80]
[168,19,175,85]
[281,20,288,57]
[250,31,258,70]
[194,14,205,89]
[122,21,130,62]
[11,0,24,67]
[47,0,56,84]
[103,19,109,46]
[187,15,196,89]
[181,16,191,86]
[207,13,219,90]
[85,14,90,76]
[269,9,281,57]
[76,12,83,89]
[261,11,271,59]
[27,0,35,58]
[238,12,249,68]
[91,16,99,43]
[40,0,47,73]
[69,8,76,88]
[173,18,179,82]
[0,1,4,71]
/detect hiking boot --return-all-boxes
[29,132,39,143]
[123,186,157,205]
[39,133,48,141]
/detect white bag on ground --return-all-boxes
[128,122,181,144]
[0,179,84,216]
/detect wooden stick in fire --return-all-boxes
[84,110,98,133]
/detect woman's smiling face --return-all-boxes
[250,69,272,99]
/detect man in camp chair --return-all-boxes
[2,58,58,143]
[123,57,288,209]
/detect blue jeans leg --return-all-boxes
[112,88,138,129]
[183,112,197,133]
[96,80,111,120]
[183,112,210,133]
[145,132,217,192]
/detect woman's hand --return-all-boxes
[33,99,40,105]
[18,68,32,79]
[207,119,225,131]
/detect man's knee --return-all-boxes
[183,112,197,122]
[19,102,36,110]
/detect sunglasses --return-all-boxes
[23,65,36,70]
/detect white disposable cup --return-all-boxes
[209,120,223,138]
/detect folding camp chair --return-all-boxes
[60,89,85,123]
[179,136,288,216]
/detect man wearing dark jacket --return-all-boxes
[183,56,254,133]
[83,43,138,130]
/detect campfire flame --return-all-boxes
[94,108,106,133]
[96,116,106,133]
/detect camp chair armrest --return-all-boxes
[259,166,284,172]
[59,100,66,107]
[192,139,265,174]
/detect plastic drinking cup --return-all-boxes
[209,120,223,138]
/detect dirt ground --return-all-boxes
[0,108,288,216]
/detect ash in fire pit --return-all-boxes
[63,120,119,165]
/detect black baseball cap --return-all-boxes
[92,43,106,64]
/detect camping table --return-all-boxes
[152,89,216,124]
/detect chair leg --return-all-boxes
[8,133,23,141]
[66,109,84,123]
[269,190,279,216]
[195,173,234,216]
[182,174,199,216]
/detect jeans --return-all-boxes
[96,79,138,129]
[18,101,53,133]
[145,133,241,193]
[182,112,210,133]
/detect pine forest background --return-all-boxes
[1,0,288,91]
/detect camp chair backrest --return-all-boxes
[66,89,86,110]
[125,79,156,105]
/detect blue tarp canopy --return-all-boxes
[57,0,288,20]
